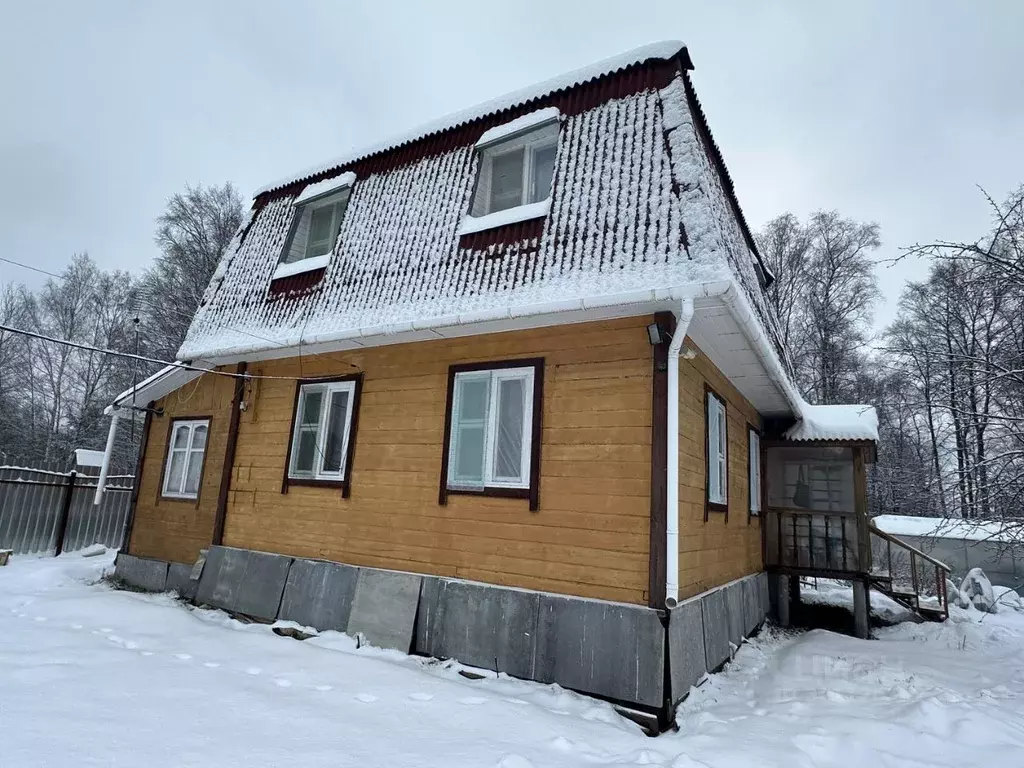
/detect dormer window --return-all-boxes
[459,108,560,236]
[273,172,355,281]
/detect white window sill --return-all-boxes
[272,254,331,281]
[458,198,551,237]
[161,492,198,501]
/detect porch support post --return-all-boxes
[852,578,870,639]
[775,574,791,627]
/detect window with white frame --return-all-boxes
[446,365,537,491]
[280,188,351,266]
[748,428,761,515]
[470,123,558,217]
[706,390,728,508]
[162,419,209,499]
[288,379,358,481]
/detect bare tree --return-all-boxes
[142,183,244,362]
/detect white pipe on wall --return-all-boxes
[94,409,120,506]
[665,296,694,607]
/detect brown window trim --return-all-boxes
[704,383,728,521]
[747,423,763,525]
[156,415,213,509]
[438,357,544,512]
[281,373,363,499]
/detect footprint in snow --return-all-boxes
[355,693,377,703]
[409,692,434,702]
[458,696,489,705]
[504,698,529,705]
[140,651,154,657]
[549,736,574,752]
[33,616,47,622]
[70,624,83,630]
[203,662,220,668]
[274,679,292,688]
[313,685,333,692]
[100,627,112,633]
[174,653,192,661]
[496,755,533,768]
[629,749,666,765]
[245,667,262,676]
[107,635,139,650]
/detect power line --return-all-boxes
[0,323,337,385]
[0,256,64,280]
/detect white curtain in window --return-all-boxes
[450,373,490,489]
[749,430,761,513]
[707,393,727,504]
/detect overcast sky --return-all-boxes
[2,1,1021,328]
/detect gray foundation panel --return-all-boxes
[165,562,198,600]
[724,581,745,650]
[347,569,422,652]
[278,558,359,631]
[533,594,664,708]
[194,546,292,621]
[233,549,293,620]
[115,554,169,592]
[416,578,539,679]
[741,576,760,636]
[668,598,707,702]
[701,586,731,671]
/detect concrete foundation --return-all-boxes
[113,546,770,719]
[347,568,421,653]
[534,594,665,708]
[700,586,732,671]
[416,577,539,679]
[278,558,359,632]
[165,562,198,600]
[195,546,292,621]
[114,553,168,592]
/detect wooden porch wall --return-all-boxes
[224,317,655,605]
[677,339,764,599]
[128,371,236,565]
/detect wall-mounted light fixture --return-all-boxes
[647,322,671,346]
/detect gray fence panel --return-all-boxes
[0,465,135,555]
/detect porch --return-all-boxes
[761,437,951,635]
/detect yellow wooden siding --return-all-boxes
[128,371,235,565]
[677,339,764,599]
[224,317,655,605]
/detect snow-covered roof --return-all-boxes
[873,515,1017,544]
[254,42,688,196]
[784,403,879,442]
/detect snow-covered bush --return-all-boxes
[960,568,997,613]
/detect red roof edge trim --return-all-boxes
[267,267,328,302]
[257,57,683,206]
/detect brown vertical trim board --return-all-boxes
[437,364,458,507]
[648,310,675,609]
[527,358,544,512]
[213,362,247,546]
[121,402,155,555]
[704,384,728,521]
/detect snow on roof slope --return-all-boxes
[179,71,748,362]
[254,41,687,195]
[873,514,1017,543]
[784,403,879,442]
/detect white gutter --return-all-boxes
[665,297,694,607]
[93,408,120,505]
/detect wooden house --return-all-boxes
[107,42,940,726]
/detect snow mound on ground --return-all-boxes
[961,568,996,613]
[993,586,1024,612]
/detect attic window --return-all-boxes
[459,109,559,236]
[274,173,355,280]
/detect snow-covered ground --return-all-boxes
[4,552,1024,767]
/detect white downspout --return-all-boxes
[665,297,695,607]
[94,409,120,505]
